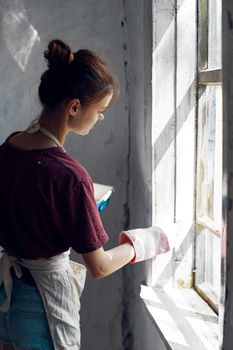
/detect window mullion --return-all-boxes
[198,68,222,85]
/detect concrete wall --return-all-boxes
[119,1,169,349]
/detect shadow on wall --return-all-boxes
[153,0,186,50]
[153,81,199,170]
[150,0,199,291]
[154,224,194,287]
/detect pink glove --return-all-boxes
[119,226,170,263]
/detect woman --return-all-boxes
[0,39,168,350]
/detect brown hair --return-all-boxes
[38,39,119,110]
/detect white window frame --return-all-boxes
[194,0,223,314]
[141,0,224,348]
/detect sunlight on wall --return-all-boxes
[0,0,40,72]
[151,0,196,289]
[152,17,174,145]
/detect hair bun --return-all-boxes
[44,39,74,69]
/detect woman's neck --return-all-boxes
[38,108,68,145]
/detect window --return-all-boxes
[142,1,222,348]
[195,0,223,314]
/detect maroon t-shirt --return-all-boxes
[0,133,108,259]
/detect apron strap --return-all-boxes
[0,253,23,312]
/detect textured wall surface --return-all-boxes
[122,1,166,350]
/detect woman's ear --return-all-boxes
[66,98,81,117]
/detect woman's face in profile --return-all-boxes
[71,93,113,136]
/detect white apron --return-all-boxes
[0,249,86,350]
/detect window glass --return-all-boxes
[208,0,222,69]
[196,86,222,225]
[198,0,222,70]
[196,85,222,309]
[196,225,221,308]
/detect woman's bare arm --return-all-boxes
[81,243,135,279]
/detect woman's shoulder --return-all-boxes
[49,152,95,198]
[49,150,92,185]
[0,132,93,188]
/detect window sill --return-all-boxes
[140,285,219,350]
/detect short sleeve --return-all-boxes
[63,177,109,254]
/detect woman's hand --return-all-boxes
[119,226,170,263]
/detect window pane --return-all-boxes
[195,226,221,308]
[196,85,222,308]
[198,0,208,69]
[196,86,222,225]
[198,0,222,70]
[208,0,222,69]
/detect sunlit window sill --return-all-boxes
[140,285,219,350]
